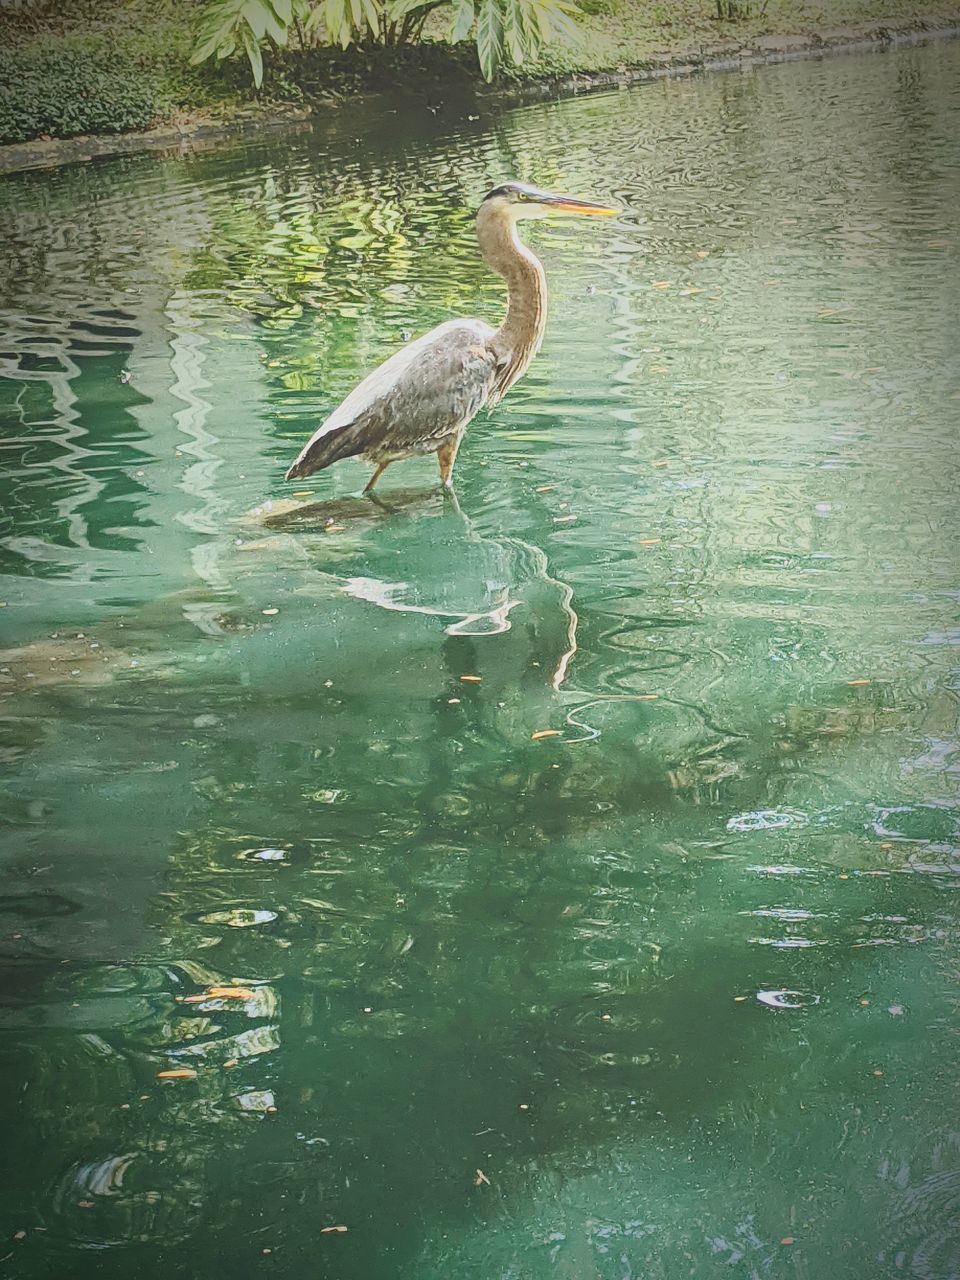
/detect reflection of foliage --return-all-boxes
[182,169,495,410]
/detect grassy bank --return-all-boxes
[1,0,959,157]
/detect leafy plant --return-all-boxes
[191,0,581,87]
[191,0,311,88]
[0,45,166,144]
[393,0,580,78]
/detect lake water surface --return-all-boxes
[1,35,959,1280]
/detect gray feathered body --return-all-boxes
[284,196,549,485]
[285,320,501,480]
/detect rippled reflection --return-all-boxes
[1,35,959,1280]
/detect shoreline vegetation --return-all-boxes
[1,2,959,174]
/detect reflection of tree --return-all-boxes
[72,676,926,1277]
[17,562,913,1277]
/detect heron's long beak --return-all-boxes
[539,193,618,216]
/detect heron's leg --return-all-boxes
[437,438,461,489]
[364,461,390,494]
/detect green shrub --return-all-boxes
[0,45,167,144]
[191,0,582,85]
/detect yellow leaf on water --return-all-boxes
[262,608,279,616]
[652,281,673,289]
[847,678,871,686]
[460,675,482,682]
[638,538,661,546]
[205,986,257,1000]
[321,1225,348,1233]
[157,1068,197,1080]
[291,490,314,498]
[535,485,554,493]
[531,730,562,740]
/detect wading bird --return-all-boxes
[284,182,616,491]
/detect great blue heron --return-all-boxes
[284,182,617,491]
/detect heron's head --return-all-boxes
[478,181,617,222]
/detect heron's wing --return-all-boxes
[286,319,499,479]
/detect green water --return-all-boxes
[1,37,959,1280]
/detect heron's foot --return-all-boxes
[364,490,394,513]
[439,483,463,516]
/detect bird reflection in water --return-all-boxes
[258,484,580,690]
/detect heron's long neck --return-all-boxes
[477,210,547,398]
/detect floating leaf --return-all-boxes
[531,729,561,740]
[182,985,258,1002]
[199,908,278,927]
[157,1068,198,1080]
[756,989,819,1009]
